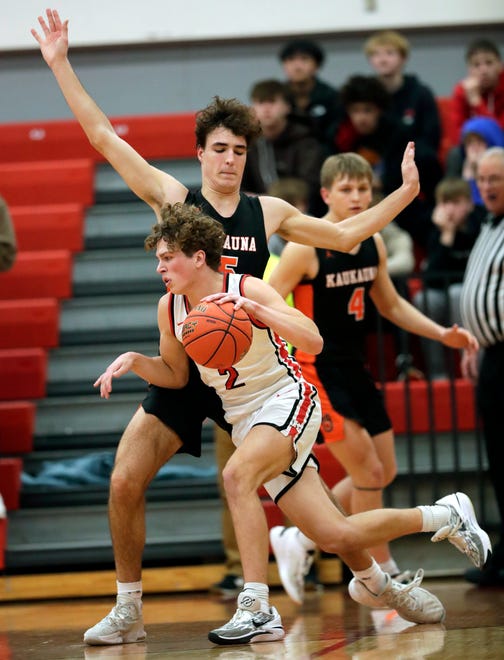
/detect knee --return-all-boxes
[353,460,386,490]
[382,461,397,487]
[318,524,360,556]
[110,467,144,503]
[222,459,255,501]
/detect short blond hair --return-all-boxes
[320,153,373,189]
[364,30,410,59]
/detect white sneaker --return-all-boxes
[391,569,413,584]
[208,590,285,645]
[431,492,492,568]
[83,595,146,645]
[269,526,314,605]
[349,570,445,624]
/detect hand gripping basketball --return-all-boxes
[182,301,252,369]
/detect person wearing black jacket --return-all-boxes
[279,39,342,153]
[364,30,442,156]
[243,79,326,215]
[335,74,443,249]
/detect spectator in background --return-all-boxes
[380,220,415,278]
[335,74,442,250]
[279,39,342,154]
[242,79,325,215]
[364,30,441,156]
[459,147,504,587]
[413,178,483,379]
[450,39,504,145]
[446,116,504,206]
[0,196,17,272]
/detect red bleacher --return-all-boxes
[383,378,476,434]
[0,401,35,454]
[0,299,59,349]
[0,348,47,400]
[0,250,72,300]
[11,204,85,252]
[0,458,23,511]
[0,113,196,165]
[0,159,94,207]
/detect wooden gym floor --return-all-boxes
[1,574,504,659]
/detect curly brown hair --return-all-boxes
[144,203,225,271]
[195,96,262,148]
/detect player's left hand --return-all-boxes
[94,352,136,399]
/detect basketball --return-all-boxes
[182,301,252,369]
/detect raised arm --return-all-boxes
[262,142,419,252]
[31,8,187,214]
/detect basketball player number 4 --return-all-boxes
[348,287,365,321]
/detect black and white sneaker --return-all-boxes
[208,591,284,645]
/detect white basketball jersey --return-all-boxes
[169,273,317,426]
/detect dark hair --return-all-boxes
[341,75,390,111]
[195,96,262,149]
[279,39,325,66]
[145,203,225,271]
[466,38,501,62]
[250,79,291,104]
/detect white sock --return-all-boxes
[117,580,142,601]
[379,558,400,576]
[240,582,269,611]
[352,559,387,595]
[417,504,451,532]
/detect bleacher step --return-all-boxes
[59,293,160,345]
[5,499,223,570]
[84,201,158,249]
[47,341,158,395]
[73,248,163,296]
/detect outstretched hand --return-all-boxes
[400,141,420,197]
[31,8,69,66]
[94,352,137,399]
[441,324,479,352]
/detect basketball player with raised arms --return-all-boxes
[267,152,479,605]
[95,203,490,646]
[32,8,435,647]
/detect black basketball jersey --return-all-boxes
[185,190,269,279]
[294,236,379,364]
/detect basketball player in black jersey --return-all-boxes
[34,9,427,646]
[268,152,479,605]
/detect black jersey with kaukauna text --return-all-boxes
[293,236,379,365]
[185,190,269,279]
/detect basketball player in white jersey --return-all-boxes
[95,203,491,646]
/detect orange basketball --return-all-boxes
[182,300,252,369]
